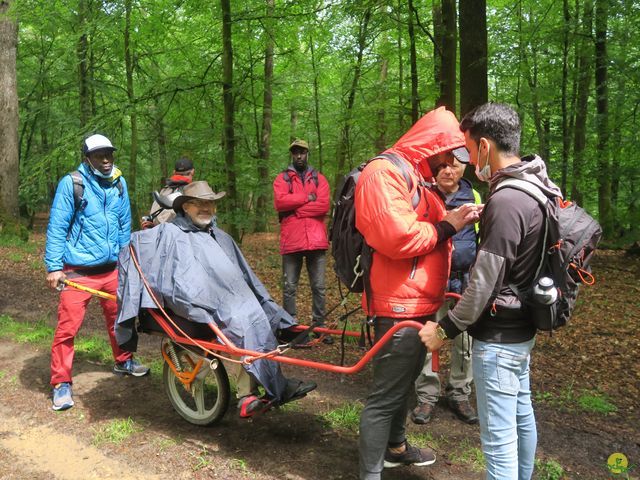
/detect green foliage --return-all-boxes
[320,401,363,432]
[0,315,119,365]
[74,336,114,364]
[577,392,617,414]
[0,315,53,344]
[534,382,617,415]
[10,0,640,239]
[92,418,142,446]
[448,438,486,472]
[535,458,566,480]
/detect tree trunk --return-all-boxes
[396,0,405,130]
[220,0,239,240]
[595,0,612,237]
[0,0,19,219]
[560,0,571,195]
[432,0,442,106]
[407,0,419,123]
[436,0,456,112]
[154,98,168,184]
[571,0,593,206]
[77,0,91,128]
[375,58,388,153]
[254,0,274,233]
[310,32,323,171]
[459,0,488,116]
[124,0,139,224]
[334,7,371,187]
[289,106,298,143]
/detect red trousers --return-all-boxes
[50,268,131,385]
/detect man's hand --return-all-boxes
[141,219,154,230]
[46,271,66,290]
[419,321,445,352]
[443,203,481,231]
[307,193,317,202]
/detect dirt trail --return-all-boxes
[0,229,639,479]
[0,415,161,480]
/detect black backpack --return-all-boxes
[496,178,602,330]
[330,153,420,293]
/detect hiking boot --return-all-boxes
[384,442,436,468]
[448,398,479,424]
[410,402,434,425]
[113,359,150,377]
[52,382,74,411]
[238,395,270,418]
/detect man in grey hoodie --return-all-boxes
[420,103,562,480]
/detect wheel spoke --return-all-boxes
[193,380,207,415]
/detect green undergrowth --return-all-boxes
[320,401,363,432]
[0,314,153,369]
[534,381,617,415]
[535,458,566,480]
[92,417,142,446]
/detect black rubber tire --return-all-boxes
[162,342,230,426]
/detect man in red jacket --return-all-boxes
[273,139,332,343]
[355,108,481,479]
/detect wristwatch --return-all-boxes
[435,325,448,341]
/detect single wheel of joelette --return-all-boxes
[162,339,231,426]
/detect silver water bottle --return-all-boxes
[532,277,558,305]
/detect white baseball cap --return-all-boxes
[83,134,116,155]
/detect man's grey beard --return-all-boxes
[190,215,213,229]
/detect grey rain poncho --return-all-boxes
[115,214,297,400]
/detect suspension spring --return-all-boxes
[166,340,182,372]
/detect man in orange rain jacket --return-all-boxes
[355,107,481,479]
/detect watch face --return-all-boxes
[436,326,447,340]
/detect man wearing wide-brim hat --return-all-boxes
[117,181,316,418]
[171,181,226,229]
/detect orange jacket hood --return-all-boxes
[384,106,465,177]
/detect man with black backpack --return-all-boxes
[420,103,564,479]
[45,134,149,412]
[355,107,481,480]
[144,157,198,227]
[273,139,332,343]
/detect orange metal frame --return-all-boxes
[146,306,445,374]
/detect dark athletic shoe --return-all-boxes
[384,442,436,468]
[113,359,150,377]
[448,398,479,424]
[410,402,435,425]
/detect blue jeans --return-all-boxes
[472,338,537,480]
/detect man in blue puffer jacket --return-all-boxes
[45,134,148,411]
[412,157,481,425]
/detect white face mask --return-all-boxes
[474,143,492,183]
[90,165,114,179]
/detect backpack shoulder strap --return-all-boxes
[308,168,319,187]
[495,177,551,297]
[374,152,420,209]
[282,170,293,193]
[67,171,85,240]
[69,171,84,211]
[115,177,123,196]
[495,177,549,206]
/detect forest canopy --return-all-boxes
[1,0,638,243]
